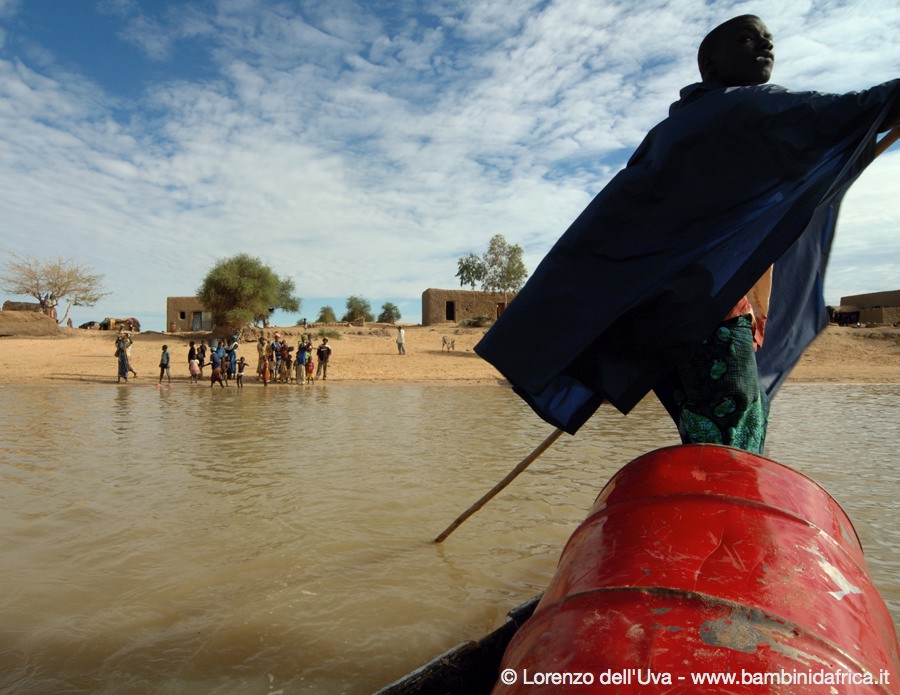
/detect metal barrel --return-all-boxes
[494,444,900,693]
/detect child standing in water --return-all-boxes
[297,337,311,384]
[236,356,247,388]
[158,344,172,384]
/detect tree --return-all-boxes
[316,305,337,323]
[377,302,402,323]
[455,234,528,299]
[342,295,375,322]
[482,234,528,298]
[0,254,108,324]
[277,278,301,317]
[197,254,301,331]
[455,252,485,290]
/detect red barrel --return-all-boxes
[494,445,900,693]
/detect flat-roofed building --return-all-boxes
[166,297,214,332]
[835,290,900,326]
[421,288,515,326]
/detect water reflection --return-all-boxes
[0,382,895,694]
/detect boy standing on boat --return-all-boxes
[475,15,900,454]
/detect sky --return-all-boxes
[1,0,899,331]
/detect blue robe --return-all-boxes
[475,80,899,434]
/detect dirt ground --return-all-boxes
[0,320,898,385]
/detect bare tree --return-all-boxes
[1,254,108,324]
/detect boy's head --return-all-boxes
[698,15,774,86]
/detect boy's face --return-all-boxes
[704,17,774,86]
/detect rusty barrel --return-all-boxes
[494,444,900,693]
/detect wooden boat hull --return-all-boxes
[494,444,900,693]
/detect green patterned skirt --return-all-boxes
[669,314,769,454]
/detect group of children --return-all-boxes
[256,333,316,386]
[181,337,248,388]
[153,333,324,388]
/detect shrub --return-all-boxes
[461,315,494,328]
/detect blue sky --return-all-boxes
[1,0,899,330]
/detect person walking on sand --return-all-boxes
[115,333,135,383]
[117,330,138,380]
[396,326,406,355]
[158,344,172,384]
[316,338,332,380]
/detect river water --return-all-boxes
[0,382,897,694]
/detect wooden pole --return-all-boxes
[432,126,900,546]
[875,127,900,158]
[433,427,565,543]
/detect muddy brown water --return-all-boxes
[0,382,896,694]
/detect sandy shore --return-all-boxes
[0,323,898,386]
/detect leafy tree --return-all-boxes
[316,305,337,323]
[377,302,402,323]
[277,278,301,316]
[342,295,375,322]
[197,254,301,331]
[455,252,485,290]
[0,254,108,324]
[455,234,528,298]
[482,234,528,296]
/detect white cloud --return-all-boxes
[0,0,20,20]
[826,149,900,302]
[0,0,899,329]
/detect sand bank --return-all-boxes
[0,323,898,386]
